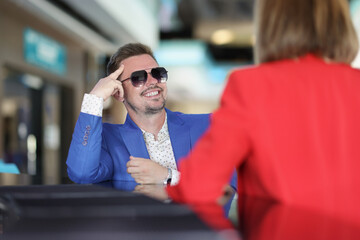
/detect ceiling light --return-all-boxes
[211,29,235,45]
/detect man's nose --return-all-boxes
[146,72,158,85]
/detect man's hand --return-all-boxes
[217,184,236,206]
[133,184,169,201]
[89,64,125,102]
[126,156,168,184]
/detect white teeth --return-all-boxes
[145,91,159,97]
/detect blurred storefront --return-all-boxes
[0,1,86,185]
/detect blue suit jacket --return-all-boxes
[67,108,236,185]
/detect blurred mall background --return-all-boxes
[0,0,359,185]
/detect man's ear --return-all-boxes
[113,91,124,102]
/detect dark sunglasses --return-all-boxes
[119,67,168,87]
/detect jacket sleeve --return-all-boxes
[66,112,114,183]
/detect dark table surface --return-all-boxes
[1,181,360,240]
[0,183,225,240]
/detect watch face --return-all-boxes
[164,168,172,185]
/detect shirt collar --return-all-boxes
[141,114,169,142]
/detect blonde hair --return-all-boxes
[254,0,359,64]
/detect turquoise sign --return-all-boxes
[0,159,20,174]
[24,28,67,75]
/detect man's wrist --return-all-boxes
[170,170,180,186]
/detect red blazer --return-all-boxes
[167,54,360,225]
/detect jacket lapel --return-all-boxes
[119,110,191,163]
[119,115,150,159]
[166,109,191,164]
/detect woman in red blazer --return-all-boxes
[166,0,360,226]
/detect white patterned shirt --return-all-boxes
[81,93,103,117]
[140,115,180,185]
[80,93,180,185]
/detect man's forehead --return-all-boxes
[121,54,158,71]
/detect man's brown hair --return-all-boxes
[107,43,157,75]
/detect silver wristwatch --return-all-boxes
[163,168,172,185]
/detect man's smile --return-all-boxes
[144,90,160,97]
[142,87,163,98]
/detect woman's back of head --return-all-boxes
[255,0,359,64]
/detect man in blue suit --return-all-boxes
[66,43,236,208]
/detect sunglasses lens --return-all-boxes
[129,67,168,87]
[151,67,168,83]
[130,70,147,87]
